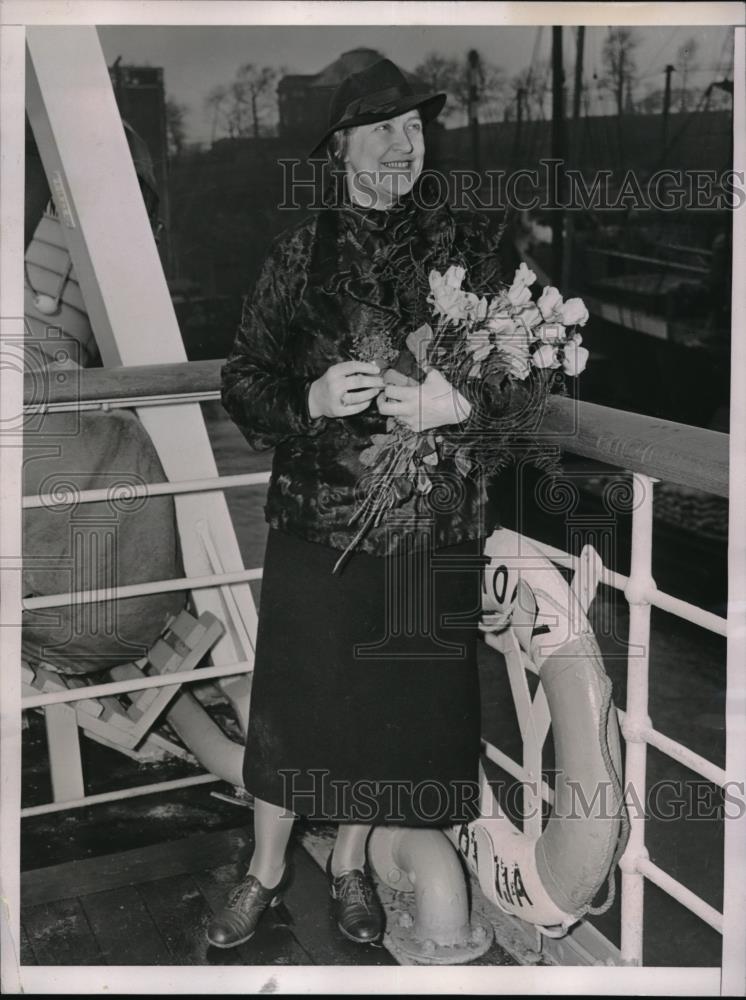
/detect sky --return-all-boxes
[97,23,735,144]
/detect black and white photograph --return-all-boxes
[0,1,744,994]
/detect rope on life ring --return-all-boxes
[447,528,629,935]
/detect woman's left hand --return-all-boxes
[376,369,472,432]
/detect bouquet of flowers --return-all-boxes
[332,263,589,574]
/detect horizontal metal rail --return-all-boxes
[24,471,271,509]
[25,359,729,497]
[24,359,222,405]
[486,535,727,638]
[23,488,726,634]
[22,659,254,709]
[21,773,221,818]
[23,569,262,610]
[481,738,555,806]
[636,857,723,934]
[25,390,221,413]
[636,718,727,788]
[586,246,710,276]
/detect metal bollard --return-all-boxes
[369,826,493,964]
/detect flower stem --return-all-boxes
[332,507,379,575]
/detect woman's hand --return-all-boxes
[308,360,385,419]
[377,369,472,432]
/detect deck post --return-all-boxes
[619,472,656,965]
[0,23,26,995]
[44,704,85,801]
[721,24,746,998]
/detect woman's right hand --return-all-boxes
[307,361,385,419]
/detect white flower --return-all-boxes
[563,343,589,376]
[468,294,489,322]
[507,283,532,308]
[484,315,516,338]
[535,322,566,344]
[466,329,491,355]
[537,286,563,320]
[516,303,542,330]
[499,327,531,379]
[472,343,493,362]
[560,297,589,327]
[437,265,466,291]
[533,343,560,369]
[512,262,537,288]
[428,267,472,324]
[507,355,531,380]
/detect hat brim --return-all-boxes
[308,91,446,160]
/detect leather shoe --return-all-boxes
[206,866,289,949]
[327,856,384,945]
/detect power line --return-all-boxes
[714,26,734,78]
[642,25,682,76]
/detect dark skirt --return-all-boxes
[243,528,485,826]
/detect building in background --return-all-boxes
[278,47,421,141]
[109,60,171,274]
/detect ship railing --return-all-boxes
[15,360,738,974]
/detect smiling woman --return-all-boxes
[212,56,520,954]
[343,110,425,208]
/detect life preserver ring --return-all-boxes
[446,528,628,934]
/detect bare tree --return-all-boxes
[414,52,507,125]
[204,65,280,142]
[638,87,664,114]
[676,36,700,112]
[165,97,189,158]
[467,61,507,123]
[415,54,458,91]
[510,60,551,121]
[600,27,640,116]
[234,63,280,139]
[414,54,462,123]
[205,85,234,142]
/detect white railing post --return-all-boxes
[722,24,746,998]
[0,23,26,995]
[619,472,657,965]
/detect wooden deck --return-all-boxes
[21,826,393,966]
[20,825,517,967]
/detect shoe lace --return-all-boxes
[227,868,285,910]
[227,878,258,909]
[338,871,375,910]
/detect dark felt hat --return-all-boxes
[309,58,446,160]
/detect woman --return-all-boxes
[209,58,525,950]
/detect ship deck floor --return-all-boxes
[19,823,516,968]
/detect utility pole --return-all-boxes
[513,85,526,164]
[551,26,565,284]
[467,49,482,174]
[572,27,585,123]
[662,63,675,155]
[563,25,584,289]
